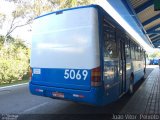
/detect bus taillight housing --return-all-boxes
[91,67,102,87]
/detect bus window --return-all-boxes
[106,40,117,58]
[104,32,109,58]
[140,48,144,60]
[135,44,140,60]
[103,21,118,58]
[138,46,141,60]
[125,38,131,59]
[134,45,138,60]
[130,42,135,59]
[103,19,118,81]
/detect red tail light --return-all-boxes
[29,67,32,80]
[91,67,102,87]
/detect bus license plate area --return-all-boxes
[52,92,64,98]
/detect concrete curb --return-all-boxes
[0,83,28,90]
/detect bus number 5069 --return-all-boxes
[64,70,88,80]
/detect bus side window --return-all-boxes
[140,48,144,60]
[130,42,135,59]
[134,45,138,60]
[135,44,140,60]
[138,46,141,60]
[125,38,131,59]
[103,20,118,58]
[104,32,109,58]
[107,40,117,58]
[103,18,118,81]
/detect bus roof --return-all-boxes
[35,4,100,20]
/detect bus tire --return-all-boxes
[129,74,134,95]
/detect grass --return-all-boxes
[0,79,29,87]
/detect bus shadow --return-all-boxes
[55,79,142,114]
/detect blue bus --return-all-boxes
[29,5,146,106]
[150,58,159,65]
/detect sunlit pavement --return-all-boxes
[146,65,159,69]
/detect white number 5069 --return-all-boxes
[64,70,88,80]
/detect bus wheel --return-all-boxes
[129,74,134,95]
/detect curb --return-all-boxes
[0,83,28,90]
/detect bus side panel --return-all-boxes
[133,60,144,84]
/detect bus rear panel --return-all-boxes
[30,5,105,105]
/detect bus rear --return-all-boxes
[29,5,104,105]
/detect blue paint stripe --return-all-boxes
[31,68,92,91]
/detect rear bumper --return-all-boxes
[29,82,105,106]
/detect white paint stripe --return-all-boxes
[0,83,28,90]
[21,102,49,113]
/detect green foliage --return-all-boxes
[32,0,96,17]
[0,36,4,48]
[0,0,95,85]
[148,51,160,59]
[62,0,95,8]
[0,13,6,28]
[33,0,54,17]
[0,37,29,84]
[49,0,95,10]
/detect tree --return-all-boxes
[0,13,6,29]
[32,0,95,17]
[6,4,32,43]
[0,0,96,44]
[0,36,29,84]
[0,0,33,44]
[32,0,54,17]
[0,0,97,84]
[48,0,95,10]
[148,51,160,59]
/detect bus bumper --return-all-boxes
[29,82,105,106]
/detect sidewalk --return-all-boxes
[121,66,160,114]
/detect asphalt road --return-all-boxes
[0,67,154,120]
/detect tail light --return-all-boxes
[29,67,32,80]
[91,67,102,87]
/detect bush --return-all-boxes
[0,38,30,84]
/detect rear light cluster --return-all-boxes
[73,94,84,98]
[91,67,102,87]
[35,88,43,92]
